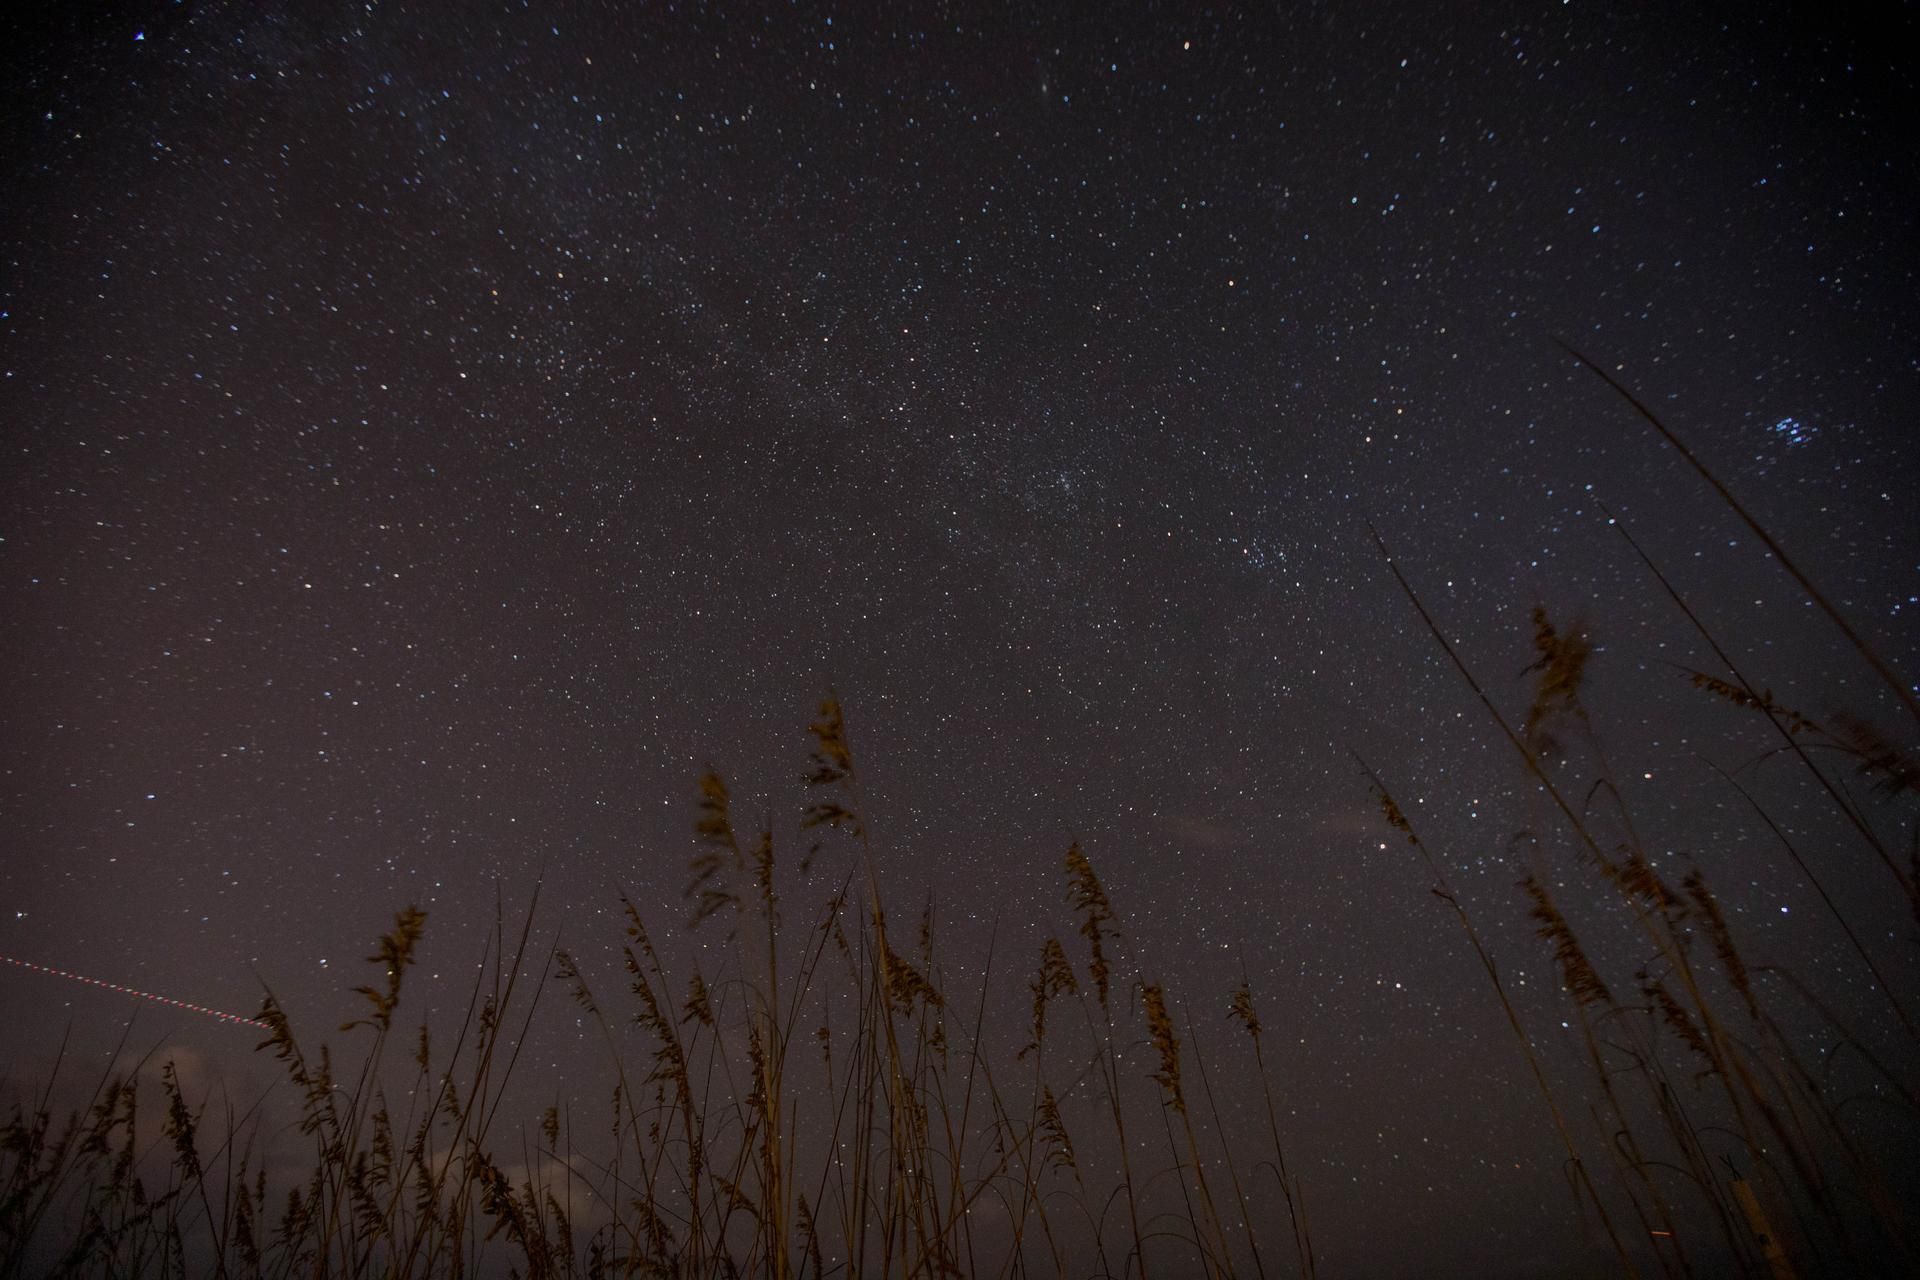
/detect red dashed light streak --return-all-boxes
[2,954,267,1028]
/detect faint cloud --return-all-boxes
[1158,814,1244,850]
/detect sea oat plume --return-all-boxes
[1522,875,1612,1009]
[1064,842,1117,1012]
[1682,870,1760,1022]
[1142,982,1186,1114]
[1229,979,1262,1040]
[1522,606,1592,758]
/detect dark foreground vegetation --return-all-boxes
[5,370,1917,1278]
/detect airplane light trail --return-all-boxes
[2,953,267,1028]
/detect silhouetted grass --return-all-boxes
[4,374,1916,1277]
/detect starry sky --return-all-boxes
[3,4,1917,1276]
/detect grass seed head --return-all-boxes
[1229,979,1262,1040]
[1022,936,1080,1058]
[1643,976,1719,1073]
[1375,786,1416,842]
[688,770,745,926]
[1064,843,1117,1012]
[1682,870,1759,1022]
[1142,982,1186,1114]
[342,906,427,1034]
[1522,606,1592,758]
[1833,713,1920,800]
[681,970,715,1027]
[801,697,863,868]
[1523,875,1612,1009]
[1687,669,1820,736]
[882,938,944,1012]
[1038,1085,1077,1177]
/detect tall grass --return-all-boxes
[4,371,1915,1276]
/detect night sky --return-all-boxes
[3,4,1917,1276]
